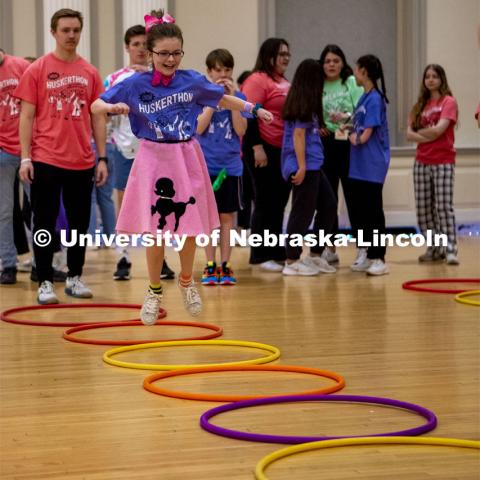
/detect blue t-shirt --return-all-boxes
[349,89,390,184]
[281,117,324,181]
[100,69,224,142]
[197,91,246,176]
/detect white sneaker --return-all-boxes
[366,259,389,276]
[17,257,33,272]
[37,280,59,305]
[259,260,284,272]
[306,255,336,273]
[446,253,460,265]
[140,289,162,326]
[65,276,93,298]
[350,248,369,271]
[53,250,67,271]
[179,281,202,316]
[321,248,339,265]
[282,259,319,276]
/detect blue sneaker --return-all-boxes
[201,261,219,286]
[219,262,236,285]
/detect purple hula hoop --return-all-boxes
[199,394,437,444]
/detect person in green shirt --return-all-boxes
[310,44,364,270]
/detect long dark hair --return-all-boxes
[282,59,323,123]
[253,37,289,80]
[146,9,183,51]
[410,64,453,131]
[356,54,389,103]
[319,44,353,84]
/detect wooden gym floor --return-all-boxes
[1,239,479,479]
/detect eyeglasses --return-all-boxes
[149,49,184,60]
[278,52,291,58]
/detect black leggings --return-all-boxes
[31,162,94,283]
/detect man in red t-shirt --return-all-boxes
[0,49,30,285]
[16,8,107,305]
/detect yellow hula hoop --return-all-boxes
[455,290,480,307]
[255,436,480,480]
[103,339,280,371]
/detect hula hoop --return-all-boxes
[63,320,223,345]
[255,436,480,480]
[103,339,281,371]
[455,290,480,307]
[402,278,480,294]
[143,365,345,401]
[200,394,437,444]
[0,303,167,327]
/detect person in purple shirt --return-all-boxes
[281,59,337,276]
[91,9,273,325]
[197,49,248,286]
[348,54,390,276]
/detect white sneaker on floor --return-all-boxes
[306,255,336,273]
[282,259,319,276]
[350,248,368,271]
[65,276,93,298]
[17,257,33,272]
[140,290,162,326]
[321,249,339,265]
[259,260,284,272]
[179,281,202,316]
[366,259,389,276]
[37,280,59,305]
[446,253,460,265]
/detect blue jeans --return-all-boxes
[0,149,20,268]
[88,144,116,241]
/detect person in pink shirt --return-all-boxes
[0,49,30,284]
[16,8,108,304]
[241,38,291,272]
[407,64,459,265]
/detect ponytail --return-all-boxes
[357,54,389,103]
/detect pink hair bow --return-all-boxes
[144,13,175,32]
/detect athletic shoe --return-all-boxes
[219,262,236,285]
[446,253,460,265]
[161,260,175,280]
[37,280,59,305]
[179,281,202,316]
[0,267,17,284]
[17,258,33,272]
[52,250,67,272]
[201,261,219,285]
[366,259,389,276]
[259,260,284,272]
[113,257,131,280]
[321,248,339,265]
[350,248,368,271]
[282,259,319,276]
[65,276,93,298]
[140,289,162,326]
[305,255,336,273]
[418,247,445,263]
[30,266,67,282]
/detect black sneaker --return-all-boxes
[0,267,17,285]
[161,260,175,280]
[113,257,131,280]
[30,266,67,282]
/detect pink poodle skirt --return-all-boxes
[116,139,219,236]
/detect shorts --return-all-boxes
[112,144,134,191]
[210,175,243,213]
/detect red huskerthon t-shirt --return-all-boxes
[13,52,104,169]
[415,95,458,165]
[242,72,290,148]
[0,54,31,156]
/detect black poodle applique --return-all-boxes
[151,177,196,232]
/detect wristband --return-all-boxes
[21,158,32,164]
[252,103,262,118]
[243,101,254,113]
[355,134,362,145]
[97,156,108,164]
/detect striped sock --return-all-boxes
[149,283,163,295]
[179,275,193,288]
